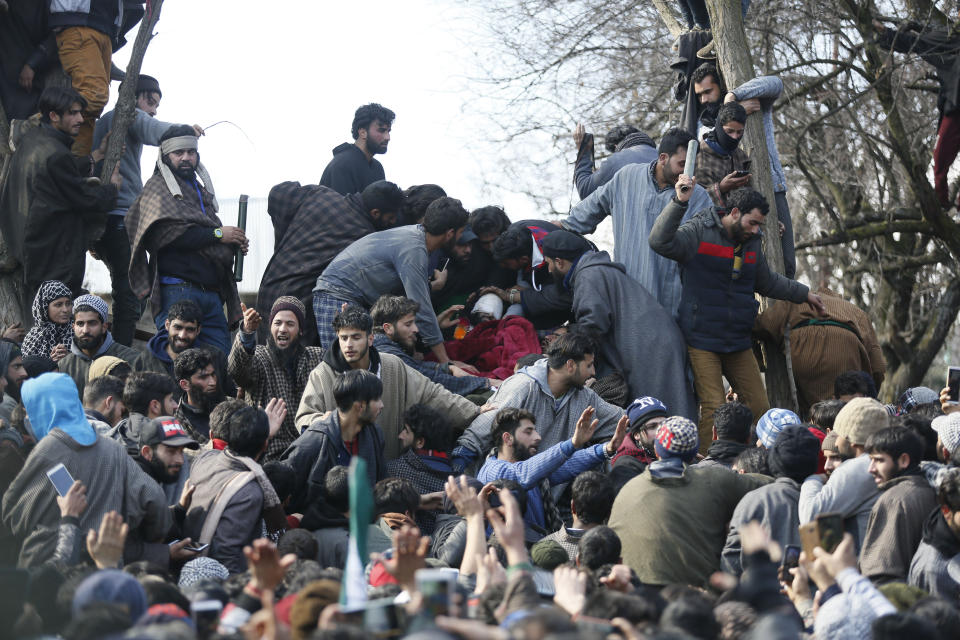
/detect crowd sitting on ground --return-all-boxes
[3,4,960,638]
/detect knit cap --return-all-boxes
[72,294,109,323]
[72,569,147,622]
[756,408,801,448]
[21,355,57,378]
[654,416,699,462]
[767,424,820,483]
[178,557,229,589]
[626,396,668,431]
[932,413,960,458]
[896,386,940,415]
[821,430,839,453]
[833,397,890,446]
[531,539,569,570]
[270,296,306,328]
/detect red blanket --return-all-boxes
[441,317,541,380]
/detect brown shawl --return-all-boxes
[126,171,242,328]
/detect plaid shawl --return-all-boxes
[126,171,242,327]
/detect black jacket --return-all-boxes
[319,143,385,196]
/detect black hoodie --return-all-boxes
[319,143,385,196]
[322,338,382,375]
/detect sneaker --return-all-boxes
[697,39,716,59]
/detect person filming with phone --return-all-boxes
[694,102,753,207]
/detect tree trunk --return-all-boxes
[0,99,28,331]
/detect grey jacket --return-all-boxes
[722,476,801,576]
[800,454,879,552]
[729,76,787,192]
[314,225,444,346]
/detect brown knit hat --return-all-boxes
[289,579,340,640]
[270,296,306,329]
[821,430,839,453]
[833,397,890,446]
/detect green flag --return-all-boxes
[340,456,374,608]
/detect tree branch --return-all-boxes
[795,220,933,249]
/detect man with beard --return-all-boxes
[59,294,141,399]
[370,295,490,396]
[694,103,753,206]
[312,196,469,361]
[477,407,627,532]
[172,348,224,445]
[454,332,625,473]
[0,342,28,427]
[228,296,323,461]
[610,397,670,491]
[283,369,388,530]
[126,125,248,354]
[135,416,198,485]
[82,374,125,430]
[563,128,712,319]
[295,306,480,461]
[319,103,394,196]
[650,186,825,447]
[136,299,234,396]
[256,180,404,346]
[698,402,753,470]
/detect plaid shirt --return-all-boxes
[694,141,752,207]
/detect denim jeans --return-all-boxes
[94,216,142,346]
[155,284,230,354]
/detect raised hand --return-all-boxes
[445,475,483,518]
[240,302,261,333]
[264,397,287,438]
[57,480,87,518]
[605,414,630,456]
[244,538,296,592]
[572,406,599,449]
[86,510,128,569]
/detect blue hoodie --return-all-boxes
[22,372,96,445]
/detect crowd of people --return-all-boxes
[2,2,960,639]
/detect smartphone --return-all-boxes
[46,463,74,497]
[191,599,223,638]
[799,512,845,558]
[733,170,750,178]
[185,543,210,553]
[782,544,801,571]
[415,568,457,618]
[363,598,404,638]
[948,366,960,404]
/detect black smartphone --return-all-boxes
[191,599,222,638]
[948,366,960,404]
[782,544,801,571]
[733,170,750,178]
[363,599,404,638]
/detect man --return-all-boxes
[756,408,802,449]
[695,102,752,206]
[834,370,873,402]
[320,103,395,195]
[92,75,203,345]
[800,397,890,552]
[860,426,938,584]
[367,478,424,555]
[386,404,459,535]
[572,124,659,199]
[173,348,223,445]
[83,373,125,430]
[370,295,490,396]
[0,87,120,307]
[563,127,712,318]
[691,63,727,134]
[909,467,960,599]
[134,415,198,486]
[283,369,388,530]
[2,372,170,567]
[610,397,669,490]
[721,425,821,576]
[454,332,623,472]
[0,342,28,427]
[477,406,627,533]
[257,180,404,345]
[822,431,849,479]
[311,466,350,569]
[481,219,571,328]
[295,306,479,461]
[609,416,769,587]
[539,229,696,419]
[699,402,754,469]
[184,401,282,573]
[136,299,236,398]
[540,470,614,562]
[313,197,467,358]
[126,125,247,354]
[229,297,323,460]
[650,185,825,449]
[756,289,886,417]
[58,294,141,399]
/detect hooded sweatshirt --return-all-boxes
[319,142,385,197]
[58,332,141,399]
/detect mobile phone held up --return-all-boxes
[947,366,960,404]
[798,512,845,559]
[46,463,74,497]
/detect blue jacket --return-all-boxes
[649,198,808,353]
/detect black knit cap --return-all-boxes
[541,230,591,260]
[767,424,820,483]
[136,74,162,98]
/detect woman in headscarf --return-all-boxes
[21,280,73,361]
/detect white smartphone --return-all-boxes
[415,568,457,618]
[185,543,210,553]
[948,366,960,405]
[46,463,74,497]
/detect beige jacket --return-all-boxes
[294,351,480,460]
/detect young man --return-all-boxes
[909,467,960,599]
[0,87,120,307]
[610,396,670,490]
[860,426,938,584]
[822,431,849,479]
[136,299,235,398]
[539,229,696,419]
[539,470,615,562]
[58,294,141,399]
[282,369,388,530]
[135,416,199,486]
[650,185,826,449]
[370,295,490,396]
[82,374,125,430]
[229,296,324,460]
[257,179,404,345]
[313,197,468,359]
[564,127,712,319]
[699,402,753,469]
[0,343,28,427]
[572,124,658,199]
[295,306,479,461]
[835,370,872,402]
[173,348,223,445]
[477,406,627,533]
[320,103,395,196]
[92,75,204,345]
[694,102,752,207]
[454,332,624,472]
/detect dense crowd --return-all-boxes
[3,2,960,639]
